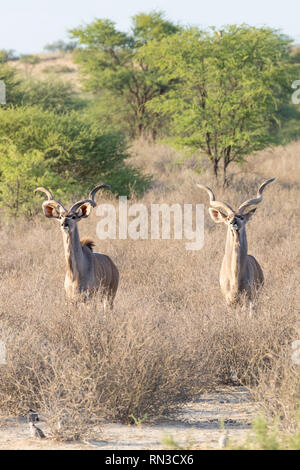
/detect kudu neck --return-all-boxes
[62,224,84,280]
[225,225,248,253]
[225,225,248,283]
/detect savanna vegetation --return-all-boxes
[0,140,299,444]
[0,10,299,447]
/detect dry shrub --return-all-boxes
[0,139,299,438]
[253,348,300,432]
[0,266,218,439]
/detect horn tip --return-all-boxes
[35,187,45,193]
[265,177,276,184]
[262,177,276,187]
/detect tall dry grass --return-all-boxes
[0,139,299,439]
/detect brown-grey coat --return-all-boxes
[197,178,275,306]
[36,185,119,305]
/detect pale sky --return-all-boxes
[0,0,299,54]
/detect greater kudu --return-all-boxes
[197,178,276,307]
[36,185,119,306]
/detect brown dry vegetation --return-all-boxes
[8,52,80,89]
[0,139,299,440]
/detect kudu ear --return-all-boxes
[74,203,93,219]
[208,207,227,224]
[243,208,257,223]
[42,202,62,219]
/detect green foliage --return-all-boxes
[44,40,78,54]
[131,10,180,44]
[271,104,300,143]
[83,92,132,134]
[290,46,300,64]
[70,12,180,138]
[141,25,296,184]
[19,54,41,65]
[19,55,41,79]
[0,107,150,216]
[233,413,300,450]
[161,432,195,450]
[0,49,17,63]
[128,413,148,427]
[0,50,8,64]
[19,78,86,113]
[0,63,85,112]
[0,142,67,218]
[0,64,23,105]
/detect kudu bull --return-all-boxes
[197,178,276,308]
[36,185,119,306]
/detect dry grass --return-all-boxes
[8,52,80,89]
[0,139,299,440]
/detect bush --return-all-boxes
[43,40,78,54]
[0,64,86,112]
[0,267,215,437]
[0,142,71,218]
[0,107,150,217]
[0,49,17,63]
[0,65,23,105]
[272,106,300,144]
[232,414,300,450]
[19,78,85,113]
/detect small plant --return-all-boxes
[128,413,148,427]
[161,432,195,450]
[231,414,300,450]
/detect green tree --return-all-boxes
[0,63,85,112]
[0,49,17,63]
[0,107,150,217]
[0,142,66,218]
[0,64,23,105]
[43,40,78,54]
[19,77,85,113]
[142,25,296,184]
[132,11,179,44]
[70,11,180,138]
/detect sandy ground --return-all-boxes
[0,386,258,450]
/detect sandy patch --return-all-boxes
[0,386,258,450]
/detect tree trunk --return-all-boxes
[223,146,232,187]
[223,163,228,188]
[213,159,219,181]
[151,127,157,142]
[137,122,143,137]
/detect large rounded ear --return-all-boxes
[74,203,93,219]
[208,207,227,224]
[243,208,257,223]
[42,202,63,219]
